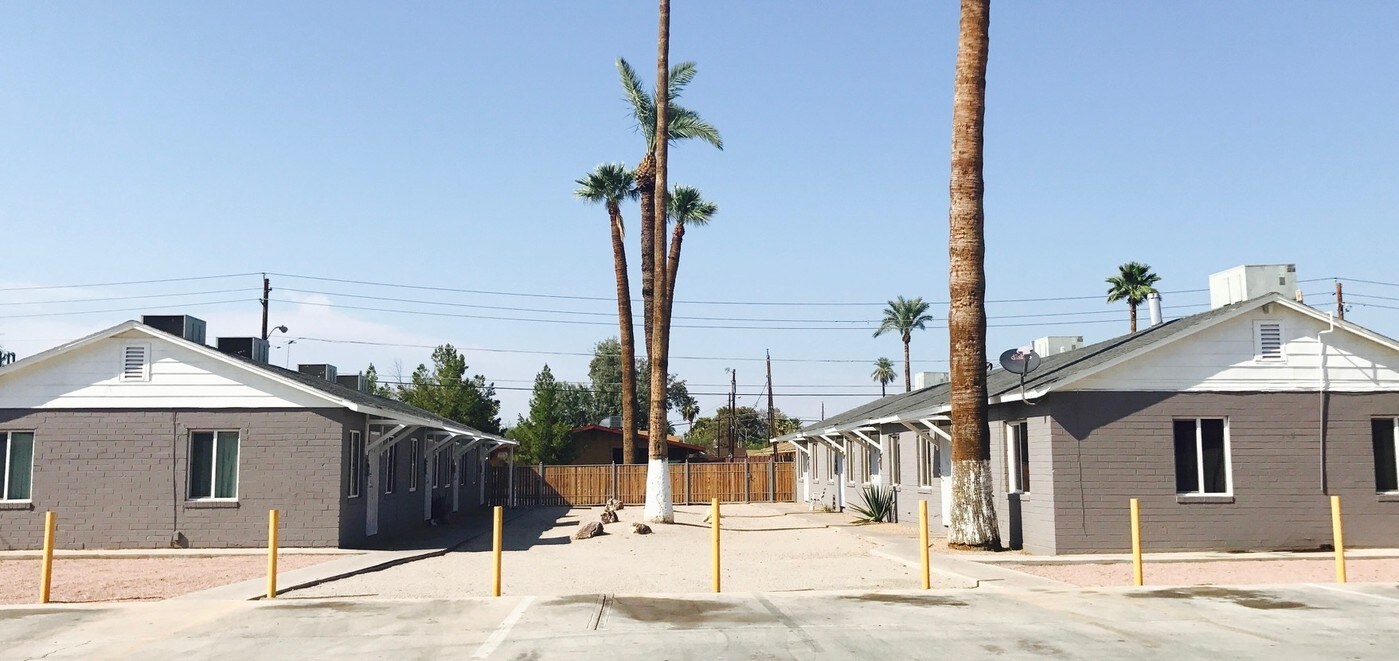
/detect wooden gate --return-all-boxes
[487,462,794,507]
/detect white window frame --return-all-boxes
[824,444,833,482]
[119,343,151,382]
[187,430,240,501]
[917,436,936,488]
[1007,421,1030,494]
[409,439,420,492]
[347,431,363,498]
[887,433,901,486]
[1375,417,1399,494]
[1253,319,1286,363]
[1,431,36,502]
[1175,417,1234,496]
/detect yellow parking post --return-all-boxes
[39,511,56,604]
[711,498,721,593]
[492,505,503,597]
[919,500,931,590]
[1331,496,1346,584]
[267,509,279,599]
[1130,498,1143,587]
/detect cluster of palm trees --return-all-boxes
[573,0,722,523]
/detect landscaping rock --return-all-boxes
[600,509,619,524]
[631,523,652,535]
[573,521,604,540]
[606,498,624,510]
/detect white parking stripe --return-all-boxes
[471,596,535,660]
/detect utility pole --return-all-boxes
[261,275,271,339]
[766,350,776,460]
[1335,280,1345,321]
[728,368,737,461]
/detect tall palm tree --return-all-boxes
[947,0,1000,550]
[680,401,700,425]
[644,0,676,524]
[871,357,896,397]
[575,163,641,465]
[873,296,934,393]
[663,185,717,324]
[616,57,723,361]
[1106,261,1162,333]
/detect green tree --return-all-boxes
[576,163,641,463]
[556,382,596,429]
[1106,261,1162,333]
[586,337,696,433]
[871,357,896,397]
[873,296,935,393]
[507,365,577,465]
[947,0,1000,550]
[684,406,802,453]
[363,363,394,397]
[395,345,502,434]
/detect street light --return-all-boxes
[265,325,289,341]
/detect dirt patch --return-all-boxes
[0,555,342,605]
[1009,558,1399,588]
[836,593,968,607]
[608,597,763,627]
[1127,586,1313,610]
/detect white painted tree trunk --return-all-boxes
[948,459,1000,547]
[643,457,674,523]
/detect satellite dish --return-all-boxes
[998,348,1042,375]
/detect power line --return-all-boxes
[0,298,253,320]
[0,273,260,293]
[0,288,259,307]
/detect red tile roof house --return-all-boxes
[779,266,1399,554]
[0,315,513,550]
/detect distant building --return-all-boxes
[567,425,710,464]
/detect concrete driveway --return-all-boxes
[4,583,1397,659]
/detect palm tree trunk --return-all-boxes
[948,0,1000,550]
[882,382,887,397]
[903,333,912,393]
[635,153,657,361]
[608,202,639,465]
[644,0,675,524]
[663,223,685,324]
[1129,302,1138,334]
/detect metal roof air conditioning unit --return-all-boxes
[336,373,370,392]
[598,416,622,429]
[216,337,271,364]
[298,364,338,382]
[1033,336,1084,355]
[913,372,950,389]
[141,315,207,344]
[1209,264,1296,308]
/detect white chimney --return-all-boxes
[1208,264,1296,309]
[1147,292,1163,327]
[913,372,949,389]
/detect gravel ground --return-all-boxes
[0,555,340,604]
[290,504,919,598]
[1009,558,1399,587]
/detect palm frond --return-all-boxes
[667,61,698,100]
[668,185,718,227]
[616,57,656,145]
[574,163,636,205]
[668,107,724,149]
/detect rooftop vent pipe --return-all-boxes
[1147,293,1163,327]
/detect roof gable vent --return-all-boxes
[120,343,150,381]
[1255,320,1285,362]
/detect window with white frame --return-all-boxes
[347,431,363,498]
[887,433,901,485]
[916,435,936,487]
[824,444,833,481]
[1254,320,1285,363]
[865,440,879,483]
[119,343,151,382]
[1173,418,1231,495]
[188,431,239,500]
[1007,421,1030,494]
[1373,418,1398,493]
[409,439,420,491]
[2,431,35,501]
[385,443,399,494]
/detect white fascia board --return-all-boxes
[0,320,146,380]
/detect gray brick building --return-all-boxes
[0,316,513,550]
[780,287,1399,554]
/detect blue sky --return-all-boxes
[3,2,1398,428]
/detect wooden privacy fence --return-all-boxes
[487,462,795,507]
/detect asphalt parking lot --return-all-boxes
[4,582,1397,659]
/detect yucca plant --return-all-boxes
[850,485,896,523]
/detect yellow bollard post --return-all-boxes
[39,511,56,604]
[919,500,931,590]
[1130,498,1143,587]
[267,509,279,599]
[492,505,503,597]
[1331,495,1346,584]
[711,498,721,593]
